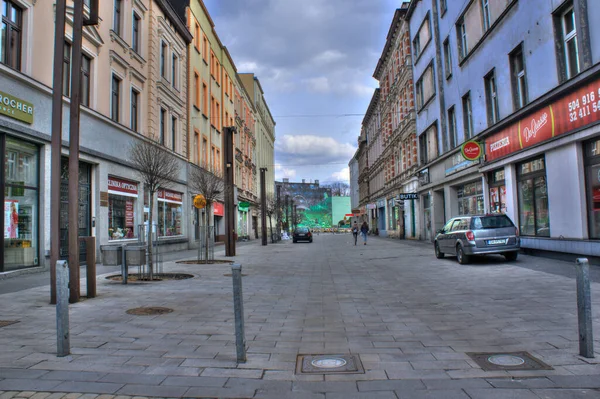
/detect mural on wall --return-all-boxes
[278,182,333,228]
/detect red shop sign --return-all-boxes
[125,199,134,227]
[108,176,138,196]
[213,202,224,216]
[486,76,600,162]
[158,189,183,203]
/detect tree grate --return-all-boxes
[126,307,173,316]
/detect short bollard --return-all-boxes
[121,244,128,284]
[231,263,246,363]
[575,258,594,358]
[56,260,70,357]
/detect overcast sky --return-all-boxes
[203,0,398,184]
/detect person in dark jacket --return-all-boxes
[352,221,359,245]
[360,221,369,245]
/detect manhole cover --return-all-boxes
[488,355,525,366]
[296,354,364,374]
[126,307,173,316]
[0,320,19,328]
[467,352,553,371]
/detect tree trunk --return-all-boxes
[269,213,273,242]
[204,203,211,264]
[147,191,154,280]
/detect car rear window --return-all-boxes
[471,215,514,229]
[296,228,309,233]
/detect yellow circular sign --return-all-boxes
[193,194,206,209]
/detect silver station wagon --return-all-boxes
[434,214,520,264]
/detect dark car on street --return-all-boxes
[434,214,520,264]
[293,227,313,243]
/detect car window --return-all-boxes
[452,219,469,232]
[296,228,309,233]
[471,215,514,229]
[442,219,455,232]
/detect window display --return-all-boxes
[158,189,183,236]
[489,169,506,214]
[457,181,484,215]
[4,138,39,271]
[108,176,138,240]
[517,157,549,237]
[584,139,600,238]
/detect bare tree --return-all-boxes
[323,182,350,196]
[188,163,224,262]
[265,193,277,240]
[129,139,180,280]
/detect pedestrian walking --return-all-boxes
[352,221,359,245]
[360,221,369,245]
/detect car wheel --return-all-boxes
[456,244,470,264]
[434,242,444,259]
[504,251,518,261]
[309,239,313,243]
[293,239,297,243]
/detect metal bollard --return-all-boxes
[84,237,96,298]
[231,263,246,363]
[575,258,594,358]
[56,260,70,357]
[121,244,128,284]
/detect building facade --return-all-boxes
[407,0,600,257]
[349,149,359,213]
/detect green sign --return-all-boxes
[0,91,33,124]
[238,201,250,211]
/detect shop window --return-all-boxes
[108,176,138,240]
[158,189,182,237]
[584,139,600,238]
[488,168,506,214]
[517,157,549,237]
[457,181,484,216]
[3,138,39,271]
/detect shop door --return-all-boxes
[59,159,91,263]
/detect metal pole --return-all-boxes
[121,244,128,284]
[575,258,594,358]
[276,185,281,239]
[260,168,267,246]
[223,127,236,256]
[50,0,67,305]
[231,263,246,363]
[67,0,85,303]
[56,260,70,357]
[284,195,289,234]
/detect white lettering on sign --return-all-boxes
[0,94,33,115]
[108,177,138,194]
[490,137,510,152]
[522,112,548,143]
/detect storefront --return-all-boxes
[516,157,549,237]
[585,138,600,239]
[213,201,224,241]
[422,193,432,241]
[2,137,39,272]
[488,168,506,214]
[456,181,484,216]
[238,201,249,239]
[377,198,386,235]
[107,176,138,241]
[158,189,183,237]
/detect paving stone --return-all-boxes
[395,390,471,399]
[0,381,62,392]
[40,371,107,382]
[464,389,540,399]
[486,377,557,389]
[183,386,255,398]
[254,392,324,399]
[0,371,49,380]
[358,379,426,392]
[422,378,493,390]
[29,393,51,399]
[160,376,227,387]
[548,375,600,388]
[199,368,263,379]
[117,384,188,398]
[531,389,600,398]
[49,382,123,395]
[98,374,167,385]
[326,392,398,399]
[0,392,20,399]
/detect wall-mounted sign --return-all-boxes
[366,203,376,210]
[418,168,430,185]
[445,152,477,176]
[193,194,206,209]
[238,201,250,211]
[485,75,600,162]
[377,199,386,208]
[125,200,134,227]
[461,140,482,161]
[0,91,34,124]
[213,202,224,216]
[396,193,418,200]
[108,176,138,197]
[158,189,183,204]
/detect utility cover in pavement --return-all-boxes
[0,320,19,328]
[467,351,553,371]
[296,354,364,374]
[126,307,173,316]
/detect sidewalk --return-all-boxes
[1,234,599,398]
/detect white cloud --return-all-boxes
[303,77,331,93]
[312,50,346,66]
[276,135,356,166]
[330,167,350,183]
[274,164,297,180]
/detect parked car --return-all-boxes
[434,214,520,264]
[293,227,313,243]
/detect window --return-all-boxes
[81,54,91,107]
[484,69,499,125]
[172,53,178,88]
[462,92,473,139]
[159,108,166,145]
[481,0,491,31]
[510,44,528,109]
[415,63,435,110]
[488,169,506,214]
[457,19,468,60]
[193,71,200,109]
[113,0,122,36]
[62,42,72,97]
[561,6,579,79]
[202,136,208,165]
[585,139,600,238]
[202,81,208,116]
[202,35,208,63]
[447,106,457,149]
[457,181,484,216]
[160,41,167,78]
[130,89,139,132]
[194,22,200,51]
[440,0,447,15]
[413,14,431,61]
[1,0,22,70]
[413,37,421,61]
[517,157,549,237]
[171,116,176,151]
[158,189,182,237]
[132,12,140,53]
[443,37,452,79]
[111,74,121,122]
[108,176,138,240]
[419,133,428,165]
[193,131,200,164]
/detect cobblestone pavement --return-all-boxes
[1,234,600,398]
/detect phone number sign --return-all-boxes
[485,77,600,162]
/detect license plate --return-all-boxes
[299,234,305,237]
[487,239,507,245]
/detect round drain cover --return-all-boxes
[311,357,347,369]
[487,354,526,366]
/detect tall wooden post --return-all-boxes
[260,168,267,246]
[223,127,236,256]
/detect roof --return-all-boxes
[159,0,193,43]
